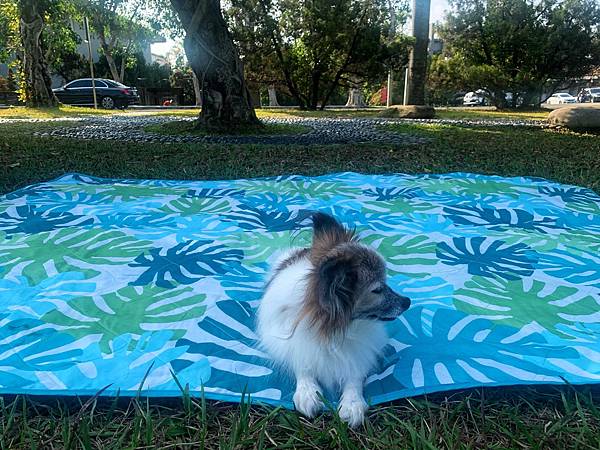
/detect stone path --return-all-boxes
[1,115,545,145]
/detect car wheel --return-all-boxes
[101,96,116,109]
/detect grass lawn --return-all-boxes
[0,105,550,121]
[1,386,599,449]
[0,115,599,448]
[1,120,598,194]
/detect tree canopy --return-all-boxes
[431,0,600,107]
[226,0,412,109]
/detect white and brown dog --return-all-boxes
[257,212,410,427]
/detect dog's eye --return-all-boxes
[371,287,383,294]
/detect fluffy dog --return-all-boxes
[257,212,410,427]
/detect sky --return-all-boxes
[151,0,452,57]
[431,0,450,23]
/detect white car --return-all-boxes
[463,90,486,106]
[546,93,577,104]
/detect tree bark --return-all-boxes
[97,27,122,83]
[345,87,366,107]
[101,43,121,83]
[192,70,202,106]
[119,55,126,83]
[18,0,57,107]
[267,84,279,107]
[170,0,260,129]
[119,40,133,84]
[406,0,430,105]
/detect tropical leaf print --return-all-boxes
[0,316,82,388]
[455,277,600,336]
[362,187,423,201]
[389,307,576,389]
[96,212,177,231]
[173,299,288,400]
[74,331,203,391]
[0,228,151,285]
[237,231,311,266]
[418,177,522,198]
[186,187,246,199]
[0,171,599,404]
[436,237,538,281]
[539,186,600,214]
[159,196,234,216]
[88,184,189,201]
[29,191,114,213]
[0,205,93,234]
[443,204,558,233]
[42,284,206,353]
[130,240,244,288]
[0,271,96,320]
[537,248,600,288]
[223,204,312,232]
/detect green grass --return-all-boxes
[0,105,128,119]
[144,119,310,136]
[434,107,549,121]
[1,120,599,194]
[1,386,598,449]
[1,118,600,447]
[0,105,551,121]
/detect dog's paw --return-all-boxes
[338,393,368,428]
[293,379,323,418]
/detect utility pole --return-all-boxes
[386,0,396,108]
[386,71,392,107]
[84,17,97,109]
[406,0,431,105]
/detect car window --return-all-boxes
[67,80,92,88]
[94,80,108,88]
[104,80,127,88]
[590,88,600,94]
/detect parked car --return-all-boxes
[577,87,600,103]
[53,78,139,109]
[463,90,487,106]
[546,92,577,105]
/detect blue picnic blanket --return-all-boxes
[0,172,599,407]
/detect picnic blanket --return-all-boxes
[0,172,599,407]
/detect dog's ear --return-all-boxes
[311,212,356,263]
[312,212,346,237]
[314,254,357,333]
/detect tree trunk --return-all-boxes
[406,0,431,105]
[18,0,56,107]
[119,56,126,84]
[267,85,279,107]
[103,47,122,83]
[309,71,321,110]
[192,70,202,106]
[170,0,260,129]
[345,87,366,107]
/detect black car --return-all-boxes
[53,78,140,109]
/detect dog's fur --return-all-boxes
[257,212,410,427]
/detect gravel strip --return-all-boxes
[12,114,545,145]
